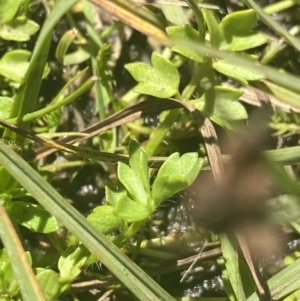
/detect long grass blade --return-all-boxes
[0,140,176,301]
[0,204,46,301]
[4,0,79,143]
[242,0,300,52]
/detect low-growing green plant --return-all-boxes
[87,140,202,239]
[1,0,300,301]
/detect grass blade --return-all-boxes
[0,139,176,301]
[242,0,300,52]
[5,0,78,142]
[248,258,300,300]
[0,204,46,301]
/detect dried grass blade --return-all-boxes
[87,0,170,43]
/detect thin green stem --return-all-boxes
[242,0,300,52]
[264,0,300,15]
[0,204,46,301]
[6,77,96,124]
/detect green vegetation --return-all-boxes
[1,0,300,300]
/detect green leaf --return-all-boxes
[161,3,188,26]
[104,183,151,223]
[0,0,20,24]
[35,269,60,301]
[0,166,22,195]
[58,245,89,283]
[0,97,13,119]
[220,33,268,51]
[202,8,224,48]
[128,140,150,195]
[41,106,62,128]
[282,289,300,301]
[55,29,77,64]
[0,135,176,301]
[0,17,39,41]
[105,183,126,207]
[202,8,267,52]
[125,51,179,98]
[10,201,60,233]
[0,297,15,301]
[221,9,257,36]
[220,233,246,301]
[0,249,19,295]
[0,194,12,211]
[166,25,204,63]
[191,86,247,128]
[87,205,123,234]
[55,29,91,65]
[0,50,31,82]
[118,162,149,207]
[0,249,31,296]
[152,153,202,205]
[114,195,150,222]
[221,9,257,35]
[240,260,256,298]
[127,221,145,238]
[62,47,91,65]
[220,9,267,51]
[213,58,265,84]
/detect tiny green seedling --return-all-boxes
[88,140,202,239]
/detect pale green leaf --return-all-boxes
[202,8,224,48]
[10,202,60,233]
[118,162,149,207]
[36,269,60,301]
[213,58,265,84]
[0,50,31,82]
[219,9,267,51]
[191,86,247,128]
[55,29,91,66]
[152,153,202,205]
[167,25,204,63]
[105,183,126,207]
[58,245,89,283]
[0,18,39,41]
[221,9,257,35]
[125,52,179,98]
[128,140,150,195]
[62,47,91,65]
[161,2,188,26]
[0,166,27,197]
[220,33,268,51]
[0,97,13,119]
[87,205,123,234]
[0,0,20,24]
[0,249,31,296]
[114,195,150,222]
